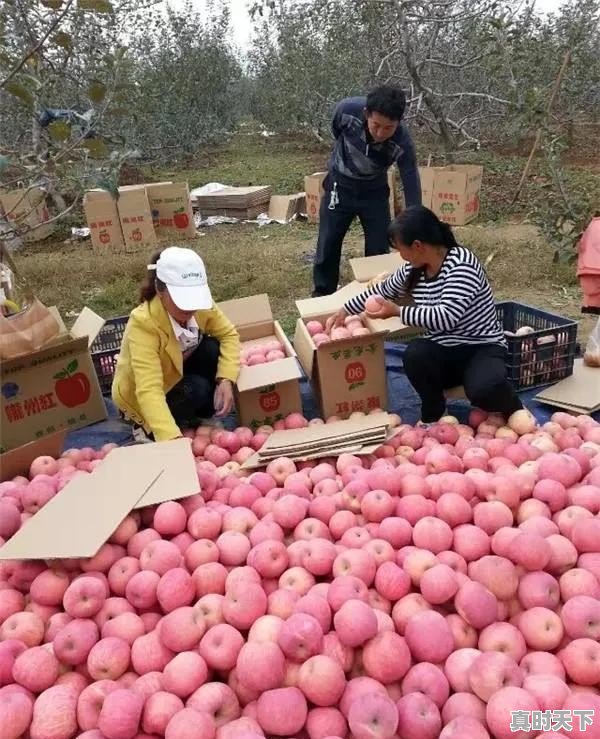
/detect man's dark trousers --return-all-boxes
[312,173,391,297]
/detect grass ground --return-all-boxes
[14,130,599,344]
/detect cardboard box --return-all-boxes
[0,438,199,561]
[116,186,157,251]
[293,285,394,419]
[0,187,55,243]
[350,253,406,283]
[268,193,306,223]
[218,294,303,429]
[304,169,396,225]
[146,182,196,240]
[0,429,66,482]
[83,189,125,253]
[0,307,107,454]
[419,165,483,226]
[304,172,327,224]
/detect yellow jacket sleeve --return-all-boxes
[205,305,241,383]
[127,314,181,441]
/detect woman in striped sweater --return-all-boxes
[327,205,523,423]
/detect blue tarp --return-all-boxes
[66,343,599,450]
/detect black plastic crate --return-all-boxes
[90,316,128,395]
[495,301,577,391]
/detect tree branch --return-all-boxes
[0,0,75,90]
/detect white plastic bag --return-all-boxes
[584,318,600,367]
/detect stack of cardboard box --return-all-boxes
[83,181,196,254]
[192,186,272,220]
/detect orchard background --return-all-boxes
[1,0,599,340]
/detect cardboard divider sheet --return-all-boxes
[132,438,198,508]
[535,359,600,413]
[0,439,197,560]
[242,414,391,468]
[0,450,160,560]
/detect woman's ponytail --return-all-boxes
[439,221,460,251]
[138,249,164,304]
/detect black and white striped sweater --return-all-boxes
[344,246,506,347]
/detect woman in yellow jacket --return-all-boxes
[112,246,240,441]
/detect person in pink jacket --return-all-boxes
[577,217,600,366]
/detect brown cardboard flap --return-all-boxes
[268,194,305,222]
[1,333,89,373]
[350,253,406,283]
[71,307,105,348]
[535,359,600,411]
[296,282,367,319]
[0,430,66,482]
[219,294,273,328]
[274,322,296,358]
[237,356,302,393]
[47,306,68,335]
[364,314,414,336]
[133,438,198,507]
[294,318,316,378]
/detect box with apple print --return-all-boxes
[0,308,107,453]
[146,182,196,240]
[293,285,389,420]
[218,294,304,430]
[82,189,125,253]
[116,185,158,252]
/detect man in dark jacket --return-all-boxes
[312,85,422,296]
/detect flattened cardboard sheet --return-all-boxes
[535,359,600,411]
[133,438,198,507]
[350,253,406,283]
[242,413,392,468]
[0,439,197,560]
[0,449,159,560]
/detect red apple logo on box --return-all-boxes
[54,360,91,407]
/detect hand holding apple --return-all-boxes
[364,295,399,320]
[325,309,348,332]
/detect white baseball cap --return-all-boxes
[149,247,212,311]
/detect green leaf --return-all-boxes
[81,137,108,159]
[67,359,78,373]
[48,120,72,141]
[53,31,72,49]
[87,79,107,103]
[96,178,119,199]
[78,0,113,12]
[53,370,67,380]
[41,0,64,8]
[5,81,33,107]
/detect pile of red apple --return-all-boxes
[240,341,287,367]
[306,315,371,348]
[1,408,600,739]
